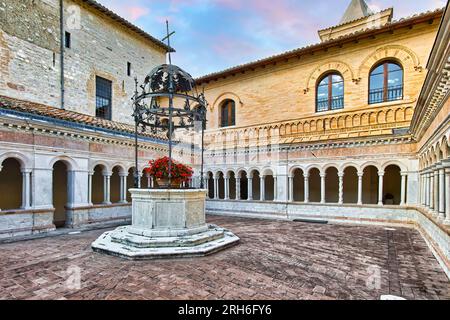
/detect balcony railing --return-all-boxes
[317,96,344,112]
[369,85,403,104]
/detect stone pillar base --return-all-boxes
[92,189,239,260]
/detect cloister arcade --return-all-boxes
[0,154,157,229]
[206,161,408,207]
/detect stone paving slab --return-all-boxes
[0,216,448,300]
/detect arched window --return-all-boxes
[316,73,344,112]
[220,99,236,128]
[369,61,403,104]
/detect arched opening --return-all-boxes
[383,165,402,205]
[369,61,403,104]
[325,167,339,203]
[309,168,321,203]
[110,166,122,203]
[92,165,105,205]
[218,172,225,199]
[229,172,236,200]
[251,170,261,201]
[264,175,275,201]
[363,166,379,204]
[343,166,358,204]
[316,72,344,112]
[239,171,248,200]
[207,172,214,199]
[52,161,69,228]
[126,168,135,202]
[220,99,236,128]
[0,158,23,210]
[293,169,305,202]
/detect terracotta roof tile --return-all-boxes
[0,95,166,141]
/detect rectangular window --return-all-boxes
[65,31,71,49]
[127,62,131,76]
[95,76,112,120]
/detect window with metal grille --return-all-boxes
[369,61,403,104]
[316,73,344,112]
[65,31,71,49]
[95,76,112,120]
[220,100,235,128]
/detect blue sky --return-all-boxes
[97,0,447,77]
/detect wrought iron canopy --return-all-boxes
[132,63,207,136]
[131,21,208,189]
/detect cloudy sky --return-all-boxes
[97,0,447,77]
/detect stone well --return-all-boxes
[92,189,239,260]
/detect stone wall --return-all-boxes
[0,0,166,124]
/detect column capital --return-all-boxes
[378,171,385,177]
[102,170,112,177]
[119,172,128,177]
[320,173,326,178]
[400,171,408,177]
[303,174,310,179]
[21,169,32,174]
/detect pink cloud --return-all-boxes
[104,1,150,22]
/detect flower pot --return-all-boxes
[156,178,180,189]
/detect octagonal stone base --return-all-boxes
[91,189,239,260]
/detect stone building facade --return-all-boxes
[0,0,448,277]
[0,0,171,234]
[198,2,450,277]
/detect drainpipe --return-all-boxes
[59,0,65,109]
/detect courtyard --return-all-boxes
[0,216,448,300]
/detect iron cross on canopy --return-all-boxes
[161,20,175,65]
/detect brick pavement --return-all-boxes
[0,216,448,300]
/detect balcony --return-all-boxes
[369,85,403,104]
[317,96,344,112]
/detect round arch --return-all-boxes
[357,45,420,80]
[306,61,354,91]
[48,156,78,171]
[0,152,30,169]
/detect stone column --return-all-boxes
[304,173,309,204]
[119,172,128,203]
[420,173,426,206]
[378,171,384,206]
[224,177,230,200]
[274,176,278,201]
[103,171,112,205]
[320,173,326,204]
[248,177,253,201]
[445,166,450,225]
[147,173,152,189]
[357,172,363,205]
[400,172,407,206]
[88,171,93,205]
[214,177,219,199]
[236,178,241,200]
[288,176,294,202]
[427,171,430,207]
[260,176,265,201]
[433,168,439,216]
[338,172,344,205]
[430,170,435,212]
[438,166,445,219]
[21,169,32,209]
